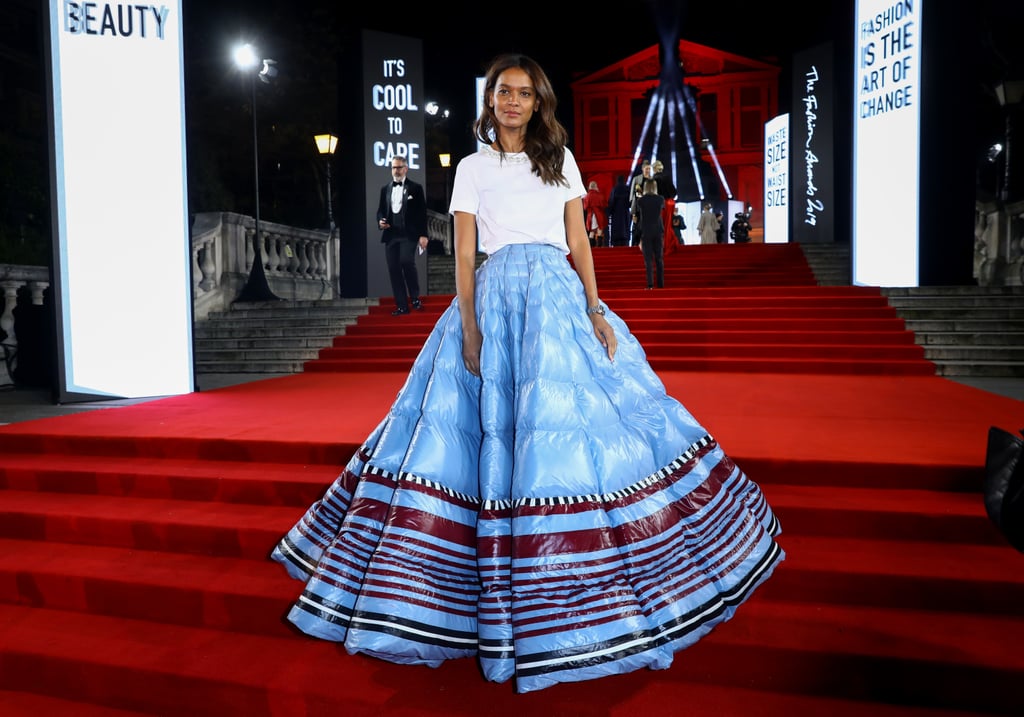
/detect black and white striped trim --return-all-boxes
[481,435,715,511]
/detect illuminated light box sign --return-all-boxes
[791,44,835,244]
[763,114,789,244]
[44,0,193,402]
[853,0,923,286]
[360,30,426,300]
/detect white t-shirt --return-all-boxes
[448,145,586,255]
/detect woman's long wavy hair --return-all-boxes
[473,53,568,186]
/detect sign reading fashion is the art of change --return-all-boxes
[853,0,923,286]
[46,0,193,401]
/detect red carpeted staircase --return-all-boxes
[1,244,1023,716]
[304,243,937,376]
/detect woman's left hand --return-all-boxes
[590,315,617,362]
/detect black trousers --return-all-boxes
[385,236,420,310]
[641,233,664,288]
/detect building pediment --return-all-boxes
[572,38,777,87]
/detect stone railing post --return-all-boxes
[0,266,50,387]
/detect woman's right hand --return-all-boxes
[462,326,483,377]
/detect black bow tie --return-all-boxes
[393,181,404,187]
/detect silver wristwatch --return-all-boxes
[586,303,606,316]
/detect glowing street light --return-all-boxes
[314,133,338,233]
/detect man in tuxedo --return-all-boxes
[377,155,429,315]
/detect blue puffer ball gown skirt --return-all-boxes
[271,242,784,693]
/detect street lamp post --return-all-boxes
[314,133,338,234]
[233,43,280,303]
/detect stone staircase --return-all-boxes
[881,286,1024,377]
[794,241,1024,377]
[796,241,852,286]
[193,298,376,374]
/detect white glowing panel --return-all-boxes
[47,1,193,400]
[853,0,922,286]
[764,114,790,244]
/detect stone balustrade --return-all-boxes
[0,209,455,387]
[191,211,341,318]
[975,198,1024,286]
[0,264,49,387]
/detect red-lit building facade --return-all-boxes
[570,39,780,228]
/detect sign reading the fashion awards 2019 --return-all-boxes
[791,43,835,244]
[45,0,193,402]
[763,114,789,244]
[853,0,922,286]
[362,30,426,299]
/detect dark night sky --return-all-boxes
[176,0,1024,222]
[183,0,845,122]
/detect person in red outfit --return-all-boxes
[583,180,607,246]
[651,160,680,258]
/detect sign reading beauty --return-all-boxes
[46,0,193,401]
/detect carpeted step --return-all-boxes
[312,342,927,363]
[679,598,1024,715]
[1,597,1021,715]
[766,484,1003,545]
[306,354,935,375]
[645,356,934,375]
[0,431,354,465]
[0,632,999,717]
[766,535,1024,616]
[630,330,918,346]
[0,453,336,507]
[0,691,155,717]
[1,527,1019,637]
[307,281,931,376]
[339,316,912,337]
[741,456,983,492]
[0,538,297,638]
[335,329,919,349]
[0,490,299,558]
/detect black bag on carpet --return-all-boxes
[983,426,1024,553]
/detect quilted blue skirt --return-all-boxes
[272,243,784,693]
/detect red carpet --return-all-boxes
[306,244,934,375]
[1,244,1023,716]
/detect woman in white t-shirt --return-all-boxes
[272,53,784,695]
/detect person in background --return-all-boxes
[629,160,654,246]
[583,180,607,247]
[697,202,719,245]
[671,210,686,247]
[651,160,680,259]
[376,155,429,315]
[272,52,783,695]
[636,178,666,289]
[714,210,727,243]
[607,174,631,247]
[731,210,753,243]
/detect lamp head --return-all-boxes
[233,43,258,71]
[259,59,278,84]
[315,133,339,156]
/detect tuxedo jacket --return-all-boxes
[377,178,428,243]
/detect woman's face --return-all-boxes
[490,68,536,132]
